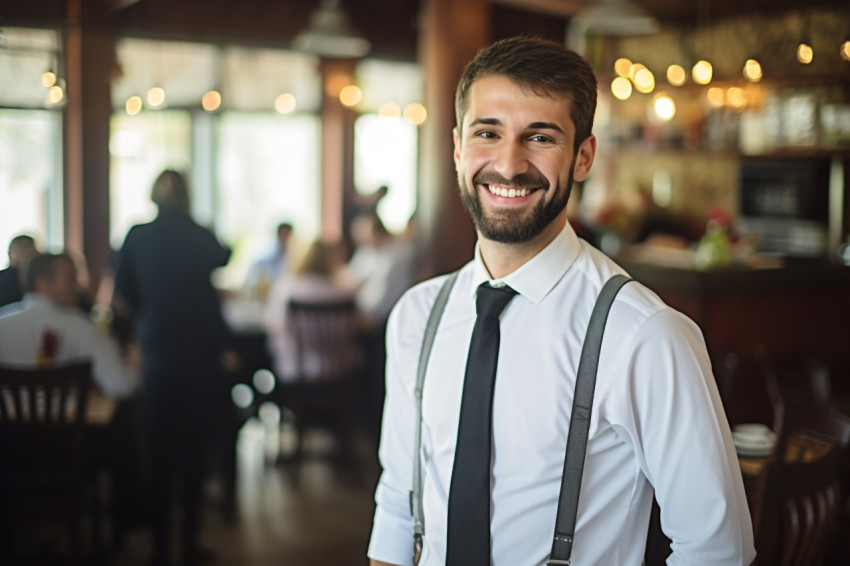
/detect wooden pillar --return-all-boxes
[64,0,114,295]
[417,0,490,277]
[319,58,358,243]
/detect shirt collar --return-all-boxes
[471,221,582,304]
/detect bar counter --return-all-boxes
[617,255,850,372]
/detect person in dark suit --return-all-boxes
[0,234,37,308]
[113,169,233,566]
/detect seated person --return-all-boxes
[0,234,37,308]
[265,239,361,382]
[244,222,293,301]
[0,252,139,399]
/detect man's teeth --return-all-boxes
[488,186,530,198]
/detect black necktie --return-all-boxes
[446,282,518,566]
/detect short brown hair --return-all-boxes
[455,36,597,148]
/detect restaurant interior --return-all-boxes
[1,0,850,564]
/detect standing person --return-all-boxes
[113,169,233,566]
[0,234,37,307]
[368,37,754,566]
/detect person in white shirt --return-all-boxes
[0,252,139,399]
[368,37,755,566]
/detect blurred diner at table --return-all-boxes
[243,221,294,302]
[0,234,38,309]
[0,251,140,398]
[265,238,360,383]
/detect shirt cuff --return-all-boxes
[367,506,415,566]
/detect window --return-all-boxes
[215,112,321,287]
[0,110,64,265]
[0,27,64,263]
[109,111,193,249]
[354,114,418,233]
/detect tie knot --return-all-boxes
[476,283,517,319]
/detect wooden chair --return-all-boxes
[277,298,363,463]
[753,445,845,565]
[750,396,850,565]
[0,361,95,563]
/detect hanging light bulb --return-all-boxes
[47,85,64,105]
[338,84,362,107]
[147,87,166,108]
[797,43,814,64]
[41,71,57,88]
[378,102,401,117]
[275,93,297,114]
[201,90,222,112]
[743,58,763,82]
[125,96,143,115]
[692,60,713,85]
[611,76,633,100]
[706,87,725,108]
[403,103,427,126]
[614,58,633,77]
[652,94,676,121]
[633,67,655,94]
[666,64,687,86]
[840,41,850,62]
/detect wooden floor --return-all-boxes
[111,417,381,566]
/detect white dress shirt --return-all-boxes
[0,294,139,399]
[368,223,755,566]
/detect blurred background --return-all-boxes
[1,0,850,564]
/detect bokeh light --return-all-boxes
[274,93,296,114]
[692,60,713,85]
[666,65,687,86]
[125,95,143,115]
[611,76,633,100]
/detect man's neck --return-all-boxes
[478,216,566,279]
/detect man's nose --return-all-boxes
[493,141,530,180]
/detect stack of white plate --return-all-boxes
[732,423,776,457]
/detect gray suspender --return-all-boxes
[548,273,632,565]
[410,271,633,564]
[411,270,460,560]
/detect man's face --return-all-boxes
[47,258,79,308]
[453,74,595,245]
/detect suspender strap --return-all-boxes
[548,274,633,565]
[410,270,459,558]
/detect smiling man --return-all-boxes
[367,37,754,566]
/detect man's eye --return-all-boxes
[529,135,553,143]
[475,130,497,139]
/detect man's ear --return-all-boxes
[572,134,596,182]
[453,127,461,171]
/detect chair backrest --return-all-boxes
[754,445,844,566]
[287,299,362,383]
[773,396,850,465]
[0,361,93,486]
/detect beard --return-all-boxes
[458,162,575,244]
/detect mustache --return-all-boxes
[473,170,549,190]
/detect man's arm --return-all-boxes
[622,309,755,563]
[371,561,402,566]
[367,284,436,566]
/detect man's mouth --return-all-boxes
[484,183,536,198]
